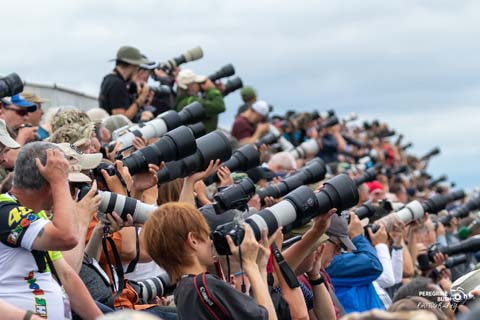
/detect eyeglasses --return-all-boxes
[3,105,29,117]
[328,238,348,251]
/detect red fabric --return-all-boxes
[231,116,255,141]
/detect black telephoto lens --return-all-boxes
[255,132,280,147]
[0,73,24,98]
[257,158,326,204]
[156,131,232,184]
[354,166,379,186]
[122,125,197,175]
[208,64,235,82]
[422,190,466,214]
[420,147,441,161]
[439,196,480,225]
[213,178,256,214]
[223,77,243,97]
[203,144,260,185]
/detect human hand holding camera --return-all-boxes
[368,223,388,246]
[348,212,365,238]
[200,79,215,91]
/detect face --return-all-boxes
[0,104,30,128]
[134,69,150,82]
[187,82,200,96]
[396,188,408,203]
[322,238,342,268]
[196,236,215,268]
[415,219,436,246]
[0,145,13,169]
[296,251,317,274]
[26,104,43,126]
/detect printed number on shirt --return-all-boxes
[8,207,33,226]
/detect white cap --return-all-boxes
[176,69,207,90]
[251,100,270,119]
[86,108,110,124]
[0,119,20,149]
[56,143,103,183]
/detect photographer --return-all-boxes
[99,46,152,120]
[143,202,277,319]
[176,69,226,133]
[231,100,270,144]
[236,86,257,115]
[0,142,102,319]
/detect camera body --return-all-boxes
[211,220,246,256]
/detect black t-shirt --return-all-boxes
[174,273,268,320]
[99,71,132,115]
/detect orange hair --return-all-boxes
[143,202,210,282]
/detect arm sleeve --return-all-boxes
[374,244,395,288]
[326,236,383,286]
[206,275,268,319]
[437,235,448,247]
[108,79,131,111]
[391,248,404,284]
[199,89,226,117]
[0,203,49,251]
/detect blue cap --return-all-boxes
[10,94,37,111]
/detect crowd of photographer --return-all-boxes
[1,44,480,320]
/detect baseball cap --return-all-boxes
[21,92,49,105]
[251,100,270,119]
[51,109,93,133]
[0,119,20,149]
[113,46,152,66]
[240,86,256,100]
[86,108,110,124]
[48,123,93,147]
[176,69,207,90]
[56,143,102,183]
[10,94,37,112]
[326,214,357,251]
[366,180,385,194]
[139,55,159,70]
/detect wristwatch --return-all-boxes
[308,273,324,286]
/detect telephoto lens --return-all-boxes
[255,132,280,147]
[108,101,205,152]
[439,196,480,225]
[122,125,198,175]
[131,272,175,303]
[353,166,379,186]
[98,191,157,223]
[212,173,359,255]
[223,77,243,97]
[420,147,441,161]
[289,138,320,160]
[203,144,260,186]
[444,254,468,269]
[401,142,413,151]
[342,134,365,148]
[165,46,204,70]
[0,73,24,98]
[208,64,235,82]
[213,178,257,214]
[316,115,339,131]
[371,191,466,233]
[353,199,393,221]
[422,190,466,214]
[428,174,448,188]
[257,158,326,205]
[417,235,480,271]
[269,124,294,151]
[156,131,232,184]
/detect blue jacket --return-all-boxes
[326,235,384,313]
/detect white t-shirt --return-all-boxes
[0,194,69,319]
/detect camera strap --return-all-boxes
[102,226,125,297]
[125,226,140,274]
[271,243,300,289]
[193,272,232,320]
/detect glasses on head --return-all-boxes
[3,105,29,117]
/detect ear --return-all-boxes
[186,231,198,250]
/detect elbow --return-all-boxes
[59,235,79,250]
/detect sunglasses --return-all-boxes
[3,105,29,117]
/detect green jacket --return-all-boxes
[176,88,226,133]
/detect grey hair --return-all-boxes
[268,152,297,171]
[13,141,61,190]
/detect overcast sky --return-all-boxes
[2,0,479,190]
